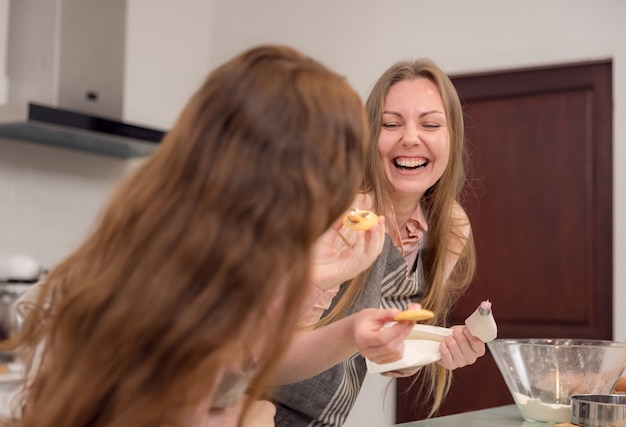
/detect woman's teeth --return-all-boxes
[394,158,428,170]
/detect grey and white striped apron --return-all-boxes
[273,234,425,427]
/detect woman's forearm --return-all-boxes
[271,316,359,385]
[270,308,413,385]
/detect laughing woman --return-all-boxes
[273,58,484,426]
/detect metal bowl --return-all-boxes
[571,394,626,427]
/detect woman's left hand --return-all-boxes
[310,216,386,291]
[437,325,485,370]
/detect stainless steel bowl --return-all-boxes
[571,394,626,427]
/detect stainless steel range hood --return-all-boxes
[0,103,165,158]
[0,0,166,158]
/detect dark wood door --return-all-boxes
[396,61,613,422]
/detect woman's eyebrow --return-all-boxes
[383,109,445,118]
[420,109,445,117]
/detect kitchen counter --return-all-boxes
[394,404,544,427]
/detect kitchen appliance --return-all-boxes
[0,0,166,158]
[0,254,43,340]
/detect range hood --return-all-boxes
[0,0,166,158]
[0,103,165,158]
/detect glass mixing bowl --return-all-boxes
[487,338,626,424]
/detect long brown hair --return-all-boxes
[6,45,369,427]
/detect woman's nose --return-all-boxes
[401,123,421,145]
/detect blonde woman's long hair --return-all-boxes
[5,45,369,427]
[322,59,476,416]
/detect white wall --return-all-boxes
[124,0,215,129]
[0,139,128,269]
[0,1,624,425]
[0,0,9,104]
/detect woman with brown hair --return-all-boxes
[1,44,406,427]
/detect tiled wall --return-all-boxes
[0,137,133,271]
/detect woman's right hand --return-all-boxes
[350,308,414,365]
[271,307,413,384]
[310,216,386,291]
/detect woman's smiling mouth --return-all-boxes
[393,156,429,170]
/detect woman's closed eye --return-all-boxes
[422,122,443,130]
[382,122,402,130]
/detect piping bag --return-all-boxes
[366,300,498,374]
[464,300,497,342]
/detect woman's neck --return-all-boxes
[390,193,422,230]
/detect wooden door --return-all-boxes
[396,61,613,422]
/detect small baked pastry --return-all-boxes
[394,308,435,322]
[343,209,379,231]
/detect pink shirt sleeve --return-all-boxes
[298,285,339,327]
[298,192,374,326]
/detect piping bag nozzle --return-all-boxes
[464,300,497,342]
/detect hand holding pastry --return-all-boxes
[310,214,386,291]
[343,209,379,231]
[394,308,435,322]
